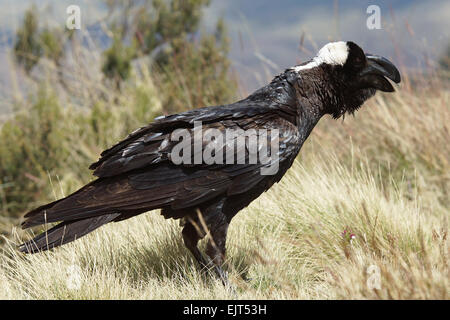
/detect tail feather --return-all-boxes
[20,176,173,228]
[19,174,177,254]
[21,179,99,228]
[19,213,120,254]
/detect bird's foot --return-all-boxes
[214,267,237,296]
[240,273,253,282]
[198,260,235,291]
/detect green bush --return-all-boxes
[0,85,163,217]
[0,88,68,215]
[13,7,41,73]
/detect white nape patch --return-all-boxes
[292,41,349,72]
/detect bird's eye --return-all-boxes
[353,56,365,69]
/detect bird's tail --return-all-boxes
[19,213,120,254]
[19,178,125,254]
[19,174,173,254]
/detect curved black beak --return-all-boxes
[358,54,401,92]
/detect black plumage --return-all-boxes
[19,41,400,282]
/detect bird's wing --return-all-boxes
[89,102,278,177]
[22,104,300,228]
[125,114,301,211]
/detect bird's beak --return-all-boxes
[358,54,401,92]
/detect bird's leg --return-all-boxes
[205,222,230,286]
[181,199,234,288]
[182,223,209,269]
[182,217,231,287]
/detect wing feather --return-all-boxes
[23,105,300,227]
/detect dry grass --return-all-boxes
[0,81,448,299]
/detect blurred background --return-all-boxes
[0,0,449,111]
[0,1,448,299]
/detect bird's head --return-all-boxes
[292,41,401,118]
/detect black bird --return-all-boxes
[19,41,400,281]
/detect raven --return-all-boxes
[19,41,400,281]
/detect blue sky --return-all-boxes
[0,0,449,100]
